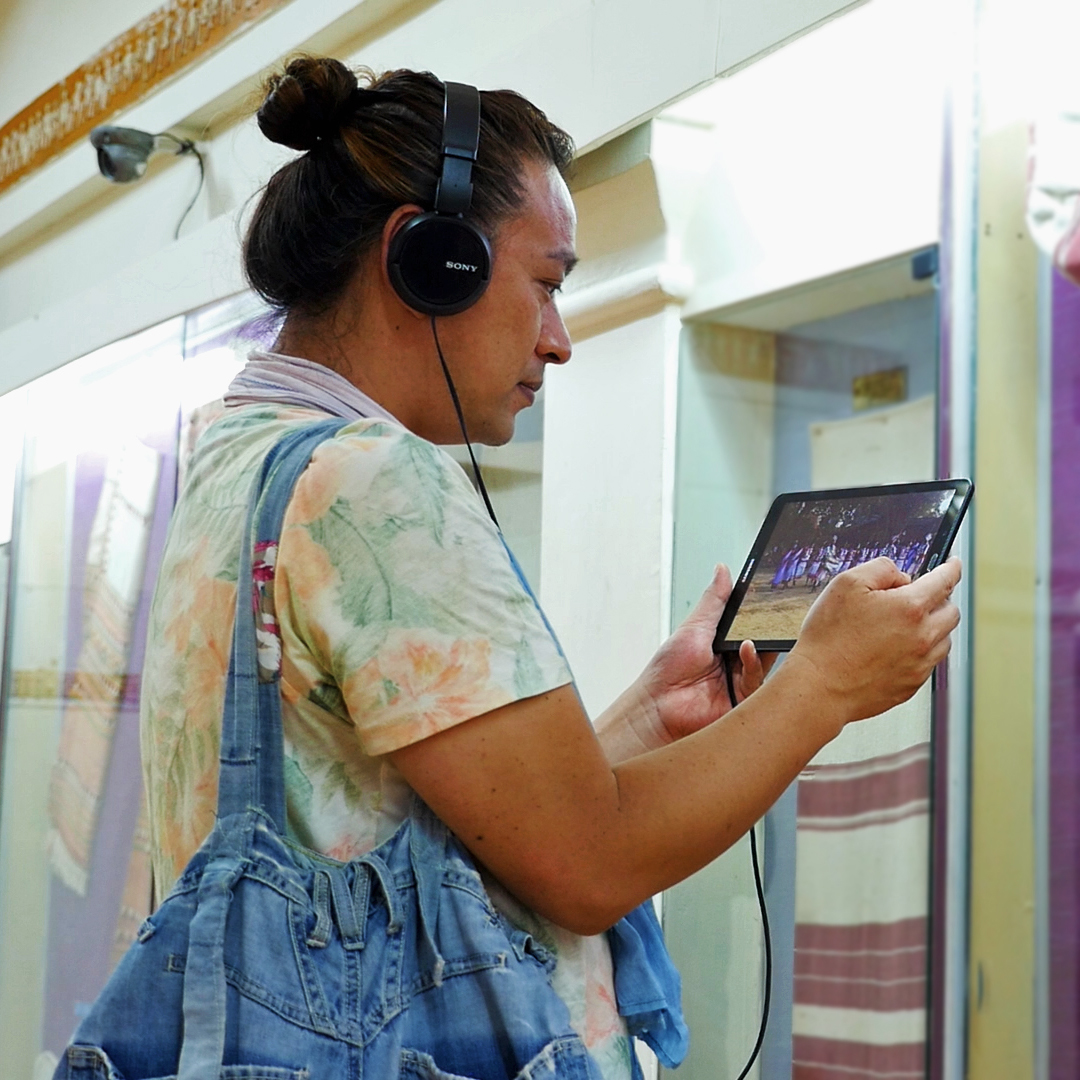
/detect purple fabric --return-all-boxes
[928,106,955,1080]
[41,423,178,1054]
[1050,270,1080,1080]
[929,185,951,1080]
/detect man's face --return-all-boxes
[437,159,577,445]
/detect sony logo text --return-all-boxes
[445,261,478,272]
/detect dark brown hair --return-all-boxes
[244,57,575,317]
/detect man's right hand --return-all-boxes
[789,555,962,731]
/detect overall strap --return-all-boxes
[216,419,346,829]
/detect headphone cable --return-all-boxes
[430,316,501,529]
[724,652,773,1080]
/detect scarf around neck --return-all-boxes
[224,350,404,426]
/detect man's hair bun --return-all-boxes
[256,56,358,151]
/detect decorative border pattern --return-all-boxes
[0,0,291,197]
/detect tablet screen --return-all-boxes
[715,480,971,651]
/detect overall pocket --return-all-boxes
[400,1035,594,1080]
[57,1044,310,1080]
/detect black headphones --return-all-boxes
[387,81,492,317]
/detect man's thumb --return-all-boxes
[686,563,734,626]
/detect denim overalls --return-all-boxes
[54,420,687,1080]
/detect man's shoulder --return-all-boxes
[326,420,469,494]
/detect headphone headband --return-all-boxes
[386,79,491,317]
[434,82,481,216]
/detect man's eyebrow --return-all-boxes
[548,249,579,275]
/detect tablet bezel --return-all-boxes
[712,478,973,653]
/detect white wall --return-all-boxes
[541,306,682,717]
[657,0,947,321]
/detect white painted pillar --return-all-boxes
[539,304,682,718]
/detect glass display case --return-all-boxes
[0,321,182,1078]
[664,254,942,1080]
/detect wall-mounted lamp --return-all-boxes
[89,126,205,238]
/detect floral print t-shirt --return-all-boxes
[140,404,635,1079]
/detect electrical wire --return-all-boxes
[173,144,205,240]
[724,652,773,1080]
[155,133,204,240]
[430,316,501,529]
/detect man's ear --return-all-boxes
[380,205,428,319]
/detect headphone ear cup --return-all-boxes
[387,213,492,316]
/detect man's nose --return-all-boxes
[538,301,572,365]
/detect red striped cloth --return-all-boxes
[793,1033,924,1078]
[793,743,931,1080]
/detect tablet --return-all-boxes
[712,479,972,653]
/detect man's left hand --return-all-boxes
[639,564,776,743]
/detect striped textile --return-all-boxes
[793,742,931,1080]
[47,440,161,894]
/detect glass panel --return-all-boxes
[0,320,182,1078]
[0,387,25,707]
[666,276,939,1079]
[0,545,8,678]
[0,388,24,548]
